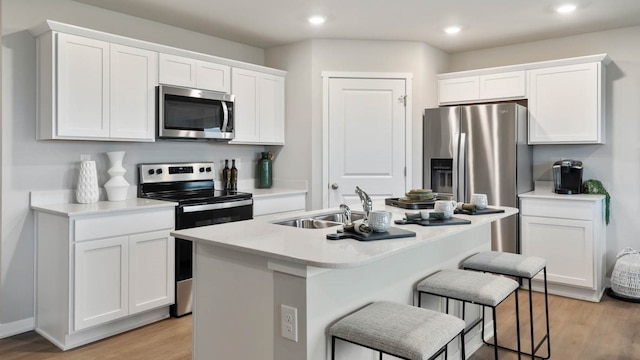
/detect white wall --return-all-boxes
[447,26,640,275]
[267,39,449,209]
[0,0,268,330]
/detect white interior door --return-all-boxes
[326,77,408,207]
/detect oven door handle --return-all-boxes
[181,199,253,213]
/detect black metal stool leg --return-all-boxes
[543,268,551,357]
[492,307,499,360]
[515,289,522,360]
[331,336,336,360]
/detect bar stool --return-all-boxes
[329,301,466,360]
[463,251,550,359]
[416,269,521,360]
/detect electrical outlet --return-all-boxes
[280,304,298,342]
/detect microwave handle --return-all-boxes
[221,101,229,132]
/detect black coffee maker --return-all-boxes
[552,159,583,194]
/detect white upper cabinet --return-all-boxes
[33,21,286,144]
[38,32,157,141]
[55,33,110,138]
[528,62,605,144]
[438,76,479,104]
[479,71,526,100]
[110,44,158,140]
[231,68,285,145]
[159,53,231,93]
[438,71,525,105]
[437,54,610,145]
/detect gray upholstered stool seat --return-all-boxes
[462,251,546,278]
[416,269,519,306]
[329,301,465,360]
[416,269,521,360]
[463,251,551,360]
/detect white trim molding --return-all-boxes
[0,317,35,339]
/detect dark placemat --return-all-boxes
[394,217,471,226]
[454,207,505,215]
[326,226,416,241]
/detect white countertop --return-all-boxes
[172,203,518,269]
[519,181,605,201]
[31,198,177,217]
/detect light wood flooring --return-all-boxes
[1,291,638,359]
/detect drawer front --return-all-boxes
[520,198,594,220]
[254,194,306,217]
[74,209,175,242]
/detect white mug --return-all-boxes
[434,200,456,219]
[471,194,488,209]
[368,210,392,232]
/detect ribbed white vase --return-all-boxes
[104,151,130,201]
[76,160,99,204]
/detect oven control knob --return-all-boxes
[199,167,205,173]
[206,167,212,172]
[148,169,155,175]
[156,169,163,174]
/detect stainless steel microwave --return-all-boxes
[157,85,235,141]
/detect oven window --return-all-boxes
[165,94,226,131]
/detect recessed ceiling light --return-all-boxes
[556,4,577,13]
[308,16,326,25]
[444,26,461,35]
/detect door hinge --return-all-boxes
[398,95,407,106]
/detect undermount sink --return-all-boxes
[272,210,366,229]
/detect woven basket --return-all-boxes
[611,248,640,299]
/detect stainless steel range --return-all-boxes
[138,162,253,317]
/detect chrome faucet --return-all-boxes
[355,186,372,221]
[339,204,352,225]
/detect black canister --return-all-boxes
[257,152,273,188]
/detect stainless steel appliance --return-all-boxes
[423,103,533,253]
[157,85,235,141]
[138,162,253,317]
[552,159,583,194]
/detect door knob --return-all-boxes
[331,183,339,190]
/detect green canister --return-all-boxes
[257,152,273,188]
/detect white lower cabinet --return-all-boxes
[520,194,606,302]
[74,236,129,331]
[34,205,175,350]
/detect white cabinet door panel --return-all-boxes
[521,216,594,288]
[129,231,175,314]
[231,68,260,142]
[110,44,158,140]
[479,71,526,100]
[197,61,231,92]
[74,236,129,331]
[57,33,109,138]
[258,74,285,144]
[438,76,479,104]
[528,63,602,144]
[159,53,197,87]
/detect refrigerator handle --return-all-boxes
[458,133,467,202]
[452,133,459,202]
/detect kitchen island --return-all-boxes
[171,204,518,360]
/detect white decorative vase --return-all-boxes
[104,151,130,201]
[76,160,99,204]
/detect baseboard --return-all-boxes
[0,317,35,339]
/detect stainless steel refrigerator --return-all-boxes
[423,103,532,254]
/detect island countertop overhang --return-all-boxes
[171,203,518,269]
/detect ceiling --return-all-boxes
[73,0,640,53]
